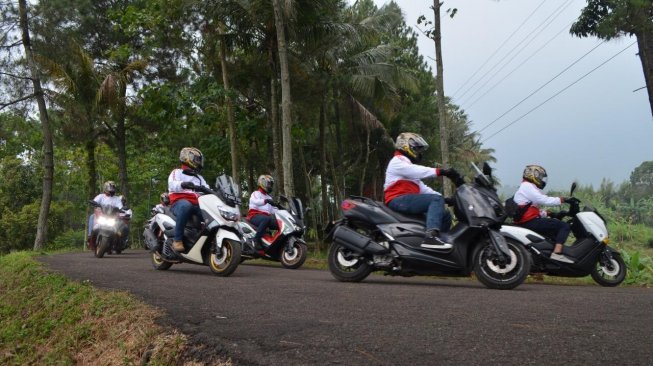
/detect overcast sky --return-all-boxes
[372,0,653,190]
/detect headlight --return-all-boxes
[97,216,117,227]
[219,209,240,221]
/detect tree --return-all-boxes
[630,160,653,200]
[571,0,653,118]
[18,0,54,251]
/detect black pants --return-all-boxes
[250,214,279,240]
[519,217,571,244]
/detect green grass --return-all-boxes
[0,251,191,365]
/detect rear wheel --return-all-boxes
[473,238,530,290]
[151,251,173,270]
[591,252,626,287]
[280,239,308,269]
[209,239,241,277]
[95,236,110,258]
[327,242,372,282]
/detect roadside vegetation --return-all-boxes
[0,251,231,366]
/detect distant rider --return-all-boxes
[168,147,210,252]
[513,165,579,263]
[383,132,461,247]
[246,175,279,249]
[88,181,128,247]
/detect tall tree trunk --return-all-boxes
[359,125,370,196]
[269,55,283,195]
[219,22,240,183]
[19,0,53,251]
[319,98,329,226]
[272,0,294,196]
[86,136,98,200]
[432,0,451,196]
[116,81,128,199]
[635,30,653,118]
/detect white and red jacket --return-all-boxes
[247,188,278,220]
[93,193,123,209]
[167,166,209,206]
[383,151,444,205]
[513,180,563,224]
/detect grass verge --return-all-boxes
[0,251,231,365]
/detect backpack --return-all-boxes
[504,196,530,222]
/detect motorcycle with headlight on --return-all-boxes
[142,174,242,277]
[88,200,131,258]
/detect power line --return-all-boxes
[450,0,547,98]
[480,41,637,143]
[456,0,573,102]
[465,21,573,110]
[477,39,605,134]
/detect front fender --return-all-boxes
[215,229,242,249]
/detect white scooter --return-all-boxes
[142,173,242,277]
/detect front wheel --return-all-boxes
[209,239,241,277]
[280,239,308,269]
[473,238,530,290]
[591,252,626,287]
[327,242,372,282]
[95,236,110,258]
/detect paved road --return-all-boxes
[40,251,653,365]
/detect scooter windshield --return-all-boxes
[456,185,501,227]
[215,174,242,207]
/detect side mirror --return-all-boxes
[570,182,577,196]
[482,162,492,177]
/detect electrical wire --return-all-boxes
[480,41,637,143]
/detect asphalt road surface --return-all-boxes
[40,251,653,365]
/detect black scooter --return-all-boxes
[325,163,531,290]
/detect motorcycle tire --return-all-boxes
[95,236,110,258]
[151,251,173,270]
[280,240,308,269]
[591,253,626,287]
[327,242,372,282]
[472,237,530,290]
[209,238,241,277]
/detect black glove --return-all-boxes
[444,197,455,206]
[264,198,274,205]
[564,197,580,205]
[181,181,195,190]
[440,168,460,179]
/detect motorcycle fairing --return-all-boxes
[576,212,608,242]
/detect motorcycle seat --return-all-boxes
[378,205,426,225]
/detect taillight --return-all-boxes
[341,200,356,211]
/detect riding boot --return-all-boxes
[172,240,185,252]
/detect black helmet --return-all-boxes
[395,132,429,163]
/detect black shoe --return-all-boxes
[254,238,265,250]
[421,232,453,249]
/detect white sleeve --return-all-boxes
[168,170,183,192]
[418,181,439,195]
[523,184,562,207]
[390,157,437,180]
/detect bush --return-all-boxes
[49,229,86,251]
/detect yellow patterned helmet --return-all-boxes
[179,147,204,171]
[523,165,548,189]
[395,132,429,162]
[103,181,116,196]
[258,175,274,194]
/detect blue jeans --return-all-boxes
[171,199,202,241]
[250,214,279,240]
[388,194,452,232]
[518,217,570,244]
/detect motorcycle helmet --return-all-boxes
[160,192,170,206]
[258,174,274,194]
[103,181,116,196]
[395,132,429,163]
[179,147,204,172]
[523,165,548,189]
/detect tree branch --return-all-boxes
[0,93,35,110]
[0,71,32,80]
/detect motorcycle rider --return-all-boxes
[513,165,579,263]
[88,181,128,247]
[168,147,210,252]
[246,174,279,249]
[383,132,461,246]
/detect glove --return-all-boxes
[439,168,458,178]
[444,197,455,206]
[181,181,195,190]
[264,198,274,205]
[564,197,580,205]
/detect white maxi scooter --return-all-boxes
[143,173,242,277]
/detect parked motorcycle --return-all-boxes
[501,183,627,287]
[88,200,132,258]
[326,163,530,290]
[142,174,242,277]
[238,196,309,269]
